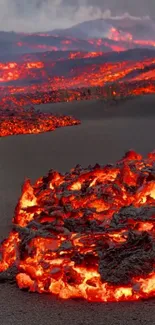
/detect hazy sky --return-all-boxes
[0,0,155,32]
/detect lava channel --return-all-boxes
[0,150,155,302]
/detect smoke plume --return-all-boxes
[0,0,154,32]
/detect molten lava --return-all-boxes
[1,54,155,95]
[2,28,155,98]
[0,151,155,302]
[0,105,80,137]
[15,31,155,53]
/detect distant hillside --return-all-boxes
[52,17,155,40]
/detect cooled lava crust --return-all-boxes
[0,150,155,302]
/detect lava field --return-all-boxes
[1,28,155,140]
[0,102,80,137]
[1,50,155,89]
[0,150,155,302]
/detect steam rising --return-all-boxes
[0,0,153,32]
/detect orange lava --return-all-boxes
[0,51,106,83]
[0,106,80,137]
[16,30,155,53]
[0,151,155,302]
[1,56,155,92]
[1,79,155,110]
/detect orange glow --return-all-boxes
[108,27,133,42]
[26,62,44,69]
[0,103,80,137]
[0,151,155,302]
[1,55,155,88]
[15,31,155,54]
[1,36,155,140]
[69,51,104,59]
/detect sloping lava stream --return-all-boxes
[0,150,155,302]
[1,57,155,87]
[0,105,80,137]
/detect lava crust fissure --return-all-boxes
[0,150,155,302]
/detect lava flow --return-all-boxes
[0,150,155,302]
[0,106,80,137]
[15,31,155,53]
[1,55,155,94]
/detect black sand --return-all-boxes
[0,95,155,324]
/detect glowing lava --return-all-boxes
[15,31,155,53]
[0,150,155,302]
[1,55,155,93]
[0,106,80,137]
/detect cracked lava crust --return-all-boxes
[0,150,155,302]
